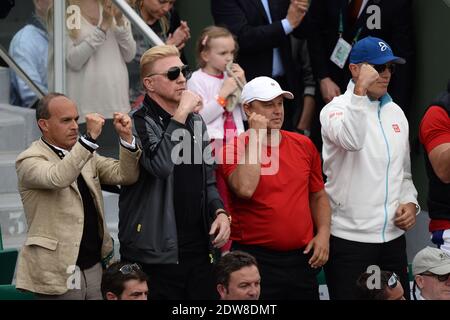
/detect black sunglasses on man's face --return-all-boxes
[146,65,192,81]
[372,63,396,74]
[421,272,450,282]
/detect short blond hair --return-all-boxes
[140,45,180,81]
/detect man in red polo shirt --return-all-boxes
[419,80,450,256]
[219,76,331,300]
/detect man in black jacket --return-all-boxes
[211,0,308,131]
[119,45,230,300]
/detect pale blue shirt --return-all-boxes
[260,0,293,77]
[9,22,48,108]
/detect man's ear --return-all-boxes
[415,275,425,289]
[349,63,360,79]
[243,102,252,118]
[37,119,48,133]
[217,284,227,299]
[143,77,154,92]
[105,292,119,300]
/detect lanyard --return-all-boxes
[338,11,363,45]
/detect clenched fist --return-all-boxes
[113,112,133,143]
[354,64,380,96]
[85,113,105,140]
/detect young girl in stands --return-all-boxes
[187,26,246,254]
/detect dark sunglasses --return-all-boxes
[119,263,141,275]
[421,272,450,282]
[387,272,399,289]
[373,63,396,74]
[147,65,192,81]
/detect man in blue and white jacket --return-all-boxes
[320,36,419,300]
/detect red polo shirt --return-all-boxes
[219,130,324,251]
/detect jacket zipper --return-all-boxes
[378,106,390,242]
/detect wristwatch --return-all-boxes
[216,209,232,225]
[414,203,420,214]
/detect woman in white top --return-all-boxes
[66,0,136,121]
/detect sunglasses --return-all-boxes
[387,272,399,289]
[147,65,192,81]
[421,272,450,282]
[372,63,396,74]
[119,263,141,275]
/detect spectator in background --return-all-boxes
[215,251,261,300]
[102,261,148,300]
[9,0,51,108]
[355,270,405,300]
[211,0,309,131]
[412,247,450,300]
[65,0,136,121]
[291,37,316,136]
[187,26,247,254]
[307,0,415,150]
[419,80,450,256]
[320,36,419,300]
[129,0,190,105]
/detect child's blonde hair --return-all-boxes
[196,26,238,68]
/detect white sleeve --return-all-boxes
[66,27,106,71]
[113,19,136,63]
[320,94,369,151]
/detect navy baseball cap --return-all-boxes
[349,36,406,65]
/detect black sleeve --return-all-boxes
[200,117,224,218]
[386,0,415,113]
[134,114,186,179]
[211,0,305,54]
[307,0,332,81]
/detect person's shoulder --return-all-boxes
[14,24,43,40]
[191,112,205,123]
[423,105,448,120]
[282,130,315,147]
[385,98,407,118]
[16,140,48,162]
[321,93,348,112]
[189,69,204,81]
[420,105,449,135]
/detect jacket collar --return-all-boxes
[143,94,194,128]
[41,138,69,159]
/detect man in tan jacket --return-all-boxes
[15,93,141,299]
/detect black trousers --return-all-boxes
[324,235,410,300]
[233,242,320,300]
[140,254,217,300]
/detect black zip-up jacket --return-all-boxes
[118,95,224,264]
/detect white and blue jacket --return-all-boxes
[320,80,418,243]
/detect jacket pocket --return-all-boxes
[25,236,58,251]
